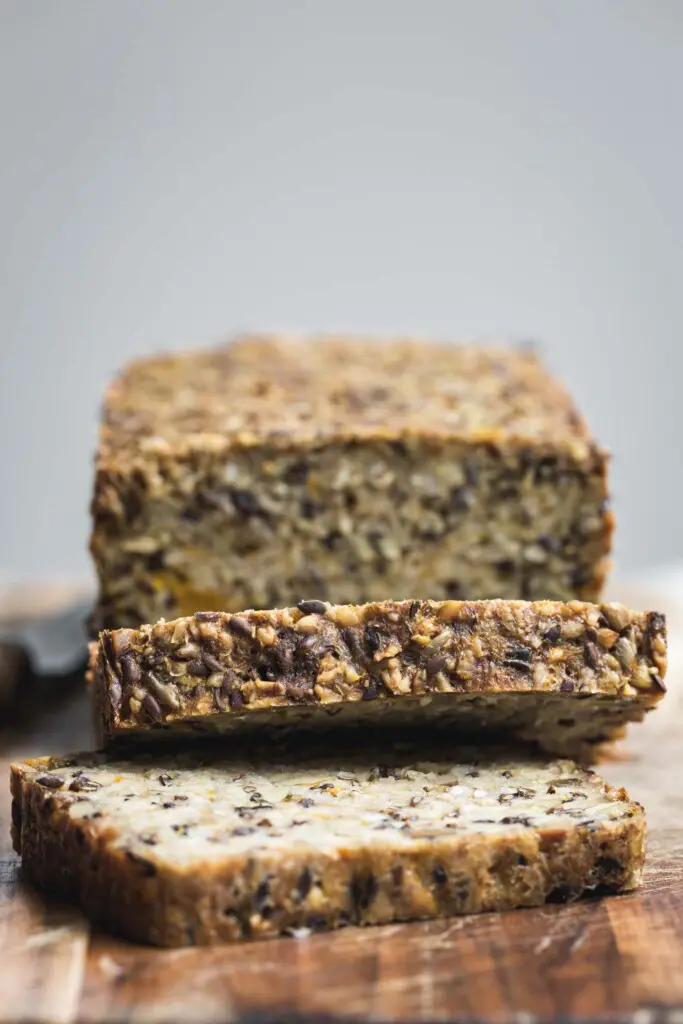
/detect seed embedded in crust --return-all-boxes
[297,867,312,898]
[142,693,163,721]
[297,599,328,615]
[120,654,141,686]
[186,659,210,678]
[35,775,65,789]
[229,689,245,710]
[614,637,636,670]
[69,776,102,793]
[109,678,122,707]
[202,653,224,674]
[603,603,633,632]
[424,654,448,677]
[227,616,253,638]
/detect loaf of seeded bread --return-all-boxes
[10,744,644,946]
[91,598,666,757]
[90,336,613,629]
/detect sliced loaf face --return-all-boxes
[90,337,612,629]
[91,599,667,757]
[11,746,645,946]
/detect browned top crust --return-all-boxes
[99,336,599,464]
[91,599,667,755]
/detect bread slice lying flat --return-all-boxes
[11,744,644,946]
[91,599,667,758]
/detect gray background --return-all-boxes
[1,1,682,584]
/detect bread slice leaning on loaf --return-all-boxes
[11,744,645,946]
[90,598,667,758]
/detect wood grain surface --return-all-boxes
[1,584,682,1024]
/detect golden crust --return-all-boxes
[98,336,597,463]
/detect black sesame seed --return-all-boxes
[323,529,343,551]
[120,654,141,686]
[503,645,533,670]
[297,599,328,615]
[285,460,310,485]
[425,654,448,676]
[186,659,210,678]
[158,774,173,786]
[142,693,163,721]
[433,866,447,885]
[69,776,101,793]
[228,616,253,638]
[195,611,220,622]
[538,534,562,555]
[299,498,318,520]
[36,775,64,789]
[543,625,562,644]
[365,626,383,655]
[229,689,245,711]
[231,489,263,517]
[363,678,381,700]
[351,873,378,910]
[584,642,600,670]
[501,816,533,826]
[300,797,315,808]
[202,653,223,674]
[255,880,270,908]
[297,867,312,898]
[559,679,575,692]
[341,628,363,661]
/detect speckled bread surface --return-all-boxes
[10,744,645,947]
[90,335,613,629]
[91,598,666,757]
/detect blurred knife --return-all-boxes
[0,591,92,719]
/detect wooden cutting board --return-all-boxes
[1,584,682,1024]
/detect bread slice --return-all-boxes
[11,743,645,946]
[91,598,667,758]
